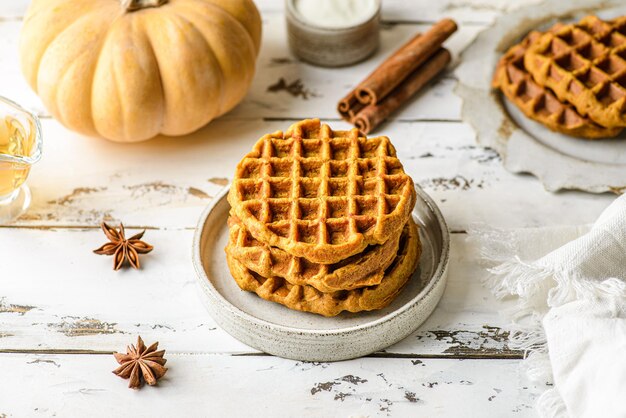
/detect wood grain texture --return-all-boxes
[0,228,520,357]
[0,0,609,415]
[1,117,609,229]
[0,18,477,121]
[0,353,545,417]
[0,0,545,23]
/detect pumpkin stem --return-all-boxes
[122,0,167,12]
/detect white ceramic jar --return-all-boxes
[286,0,381,67]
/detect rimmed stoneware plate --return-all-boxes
[192,185,449,362]
[455,0,626,193]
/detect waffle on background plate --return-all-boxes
[224,119,421,317]
[492,15,626,139]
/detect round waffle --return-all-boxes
[493,30,622,139]
[227,119,416,264]
[225,219,421,317]
[524,16,626,129]
[226,216,402,293]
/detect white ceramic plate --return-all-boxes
[455,0,626,193]
[192,185,449,362]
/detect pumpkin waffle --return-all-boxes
[225,219,421,317]
[493,30,622,139]
[227,119,416,264]
[524,15,626,129]
[226,216,402,293]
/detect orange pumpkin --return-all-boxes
[19,0,262,142]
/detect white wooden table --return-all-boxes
[0,1,615,416]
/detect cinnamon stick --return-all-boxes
[354,48,451,134]
[355,19,457,105]
[338,91,366,121]
[337,34,424,120]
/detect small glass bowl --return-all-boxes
[0,96,42,223]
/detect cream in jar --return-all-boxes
[286,0,381,67]
[293,0,379,29]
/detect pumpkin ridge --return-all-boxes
[177,0,260,55]
[174,1,257,62]
[46,11,114,133]
[89,12,133,139]
[134,15,166,138]
[140,11,222,135]
[21,0,119,89]
[29,8,104,96]
[169,9,230,116]
[140,13,178,136]
[117,16,150,140]
[173,2,257,114]
[110,32,127,140]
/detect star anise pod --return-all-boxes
[93,222,153,270]
[113,336,168,389]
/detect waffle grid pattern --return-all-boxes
[524,16,626,128]
[227,216,401,292]
[228,119,415,263]
[493,31,622,138]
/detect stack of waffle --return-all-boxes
[492,15,626,139]
[225,119,421,317]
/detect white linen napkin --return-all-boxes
[470,194,626,418]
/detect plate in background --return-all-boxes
[455,0,626,193]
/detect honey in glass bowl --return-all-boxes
[0,96,42,223]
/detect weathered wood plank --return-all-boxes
[0,353,543,417]
[0,1,27,19]
[8,118,612,230]
[1,226,519,357]
[0,0,543,23]
[0,18,481,122]
[380,0,543,23]
[0,2,563,415]
[226,19,482,121]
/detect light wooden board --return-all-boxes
[0,18,476,121]
[0,2,536,122]
[6,118,613,230]
[0,0,613,416]
[0,228,519,357]
[0,11,610,231]
[0,353,545,417]
[0,0,545,23]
